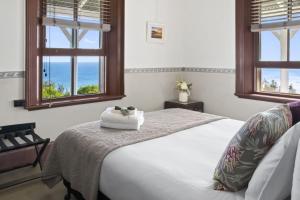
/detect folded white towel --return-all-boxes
[101,107,144,125]
[100,107,144,130]
[111,108,137,116]
[100,116,144,130]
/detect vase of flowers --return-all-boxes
[176,80,192,103]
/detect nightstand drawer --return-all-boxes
[192,106,202,112]
[164,100,204,112]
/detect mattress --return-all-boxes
[100,119,246,200]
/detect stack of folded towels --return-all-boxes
[100,106,144,130]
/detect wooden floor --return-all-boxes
[0,166,68,200]
[0,180,66,200]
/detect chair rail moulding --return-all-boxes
[115,67,235,74]
[0,71,25,79]
[183,68,235,74]
[0,67,236,80]
[125,67,184,73]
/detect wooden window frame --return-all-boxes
[25,0,125,110]
[235,0,300,103]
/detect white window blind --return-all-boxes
[251,0,300,32]
[42,0,111,32]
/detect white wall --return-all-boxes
[0,0,185,140]
[125,0,185,68]
[183,0,235,68]
[0,0,25,72]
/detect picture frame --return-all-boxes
[146,22,165,43]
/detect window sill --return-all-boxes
[235,93,300,103]
[26,95,126,111]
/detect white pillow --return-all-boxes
[292,140,300,200]
[245,122,300,200]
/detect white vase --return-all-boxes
[179,91,189,103]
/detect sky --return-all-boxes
[45,26,102,63]
[261,30,300,61]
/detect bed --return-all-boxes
[43,108,296,200]
[99,118,246,200]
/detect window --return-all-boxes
[257,29,300,95]
[236,0,300,103]
[26,0,124,110]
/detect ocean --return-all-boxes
[43,62,100,92]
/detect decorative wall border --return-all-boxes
[125,67,184,73]
[125,67,235,74]
[0,71,24,79]
[0,67,235,79]
[183,67,235,74]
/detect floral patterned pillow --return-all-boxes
[213,105,292,191]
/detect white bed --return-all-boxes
[100,119,246,200]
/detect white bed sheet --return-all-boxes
[100,119,246,200]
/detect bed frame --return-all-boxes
[63,179,111,200]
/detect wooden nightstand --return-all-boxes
[164,100,204,112]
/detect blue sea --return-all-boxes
[43,62,100,93]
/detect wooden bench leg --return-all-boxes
[33,138,50,168]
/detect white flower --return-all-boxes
[176,80,192,92]
[181,82,188,90]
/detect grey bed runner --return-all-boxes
[42,108,224,200]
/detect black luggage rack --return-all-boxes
[0,123,50,189]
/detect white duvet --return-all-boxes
[100,119,246,200]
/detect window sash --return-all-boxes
[254,29,300,95]
[40,11,108,100]
[41,56,106,100]
[255,61,300,68]
[255,29,300,67]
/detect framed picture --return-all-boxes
[147,22,165,43]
